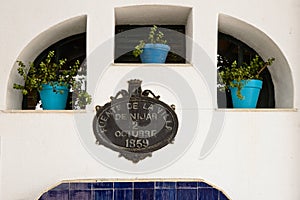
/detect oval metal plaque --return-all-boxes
[93,80,178,163]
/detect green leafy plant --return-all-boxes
[71,76,92,109]
[133,25,168,57]
[13,50,92,109]
[219,55,275,99]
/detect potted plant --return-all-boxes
[219,55,275,108]
[13,50,92,110]
[133,25,170,63]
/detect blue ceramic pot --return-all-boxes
[39,83,69,110]
[140,43,170,63]
[229,79,263,108]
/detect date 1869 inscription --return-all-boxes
[93,80,178,163]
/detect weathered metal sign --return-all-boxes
[93,79,178,163]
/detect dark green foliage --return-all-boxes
[219,55,275,99]
[14,51,92,109]
[133,25,168,57]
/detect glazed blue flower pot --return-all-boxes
[140,43,170,63]
[39,83,69,110]
[229,79,263,108]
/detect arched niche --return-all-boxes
[218,13,294,108]
[6,15,87,109]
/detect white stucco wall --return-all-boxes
[0,0,299,200]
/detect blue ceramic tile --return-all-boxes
[92,182,113,189]
[114,189,133,200]
[197,182,212,188]
[46,190,69,200]
[52,183,69,191]
[134,189,154,200]
[219,191,229,200]
[177,189,197,200]
[70,183,91,190]
[70,190,91,200]
[38,181,230,200]
[114,182,133,189]
[177,182,198,188]
[134,182,154,189]
[155,189,176,200]
[198,188,213,200]
[212,188,219,200]
[155,182,176,189]
[93,190,113,200]
[38,193,48,200]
